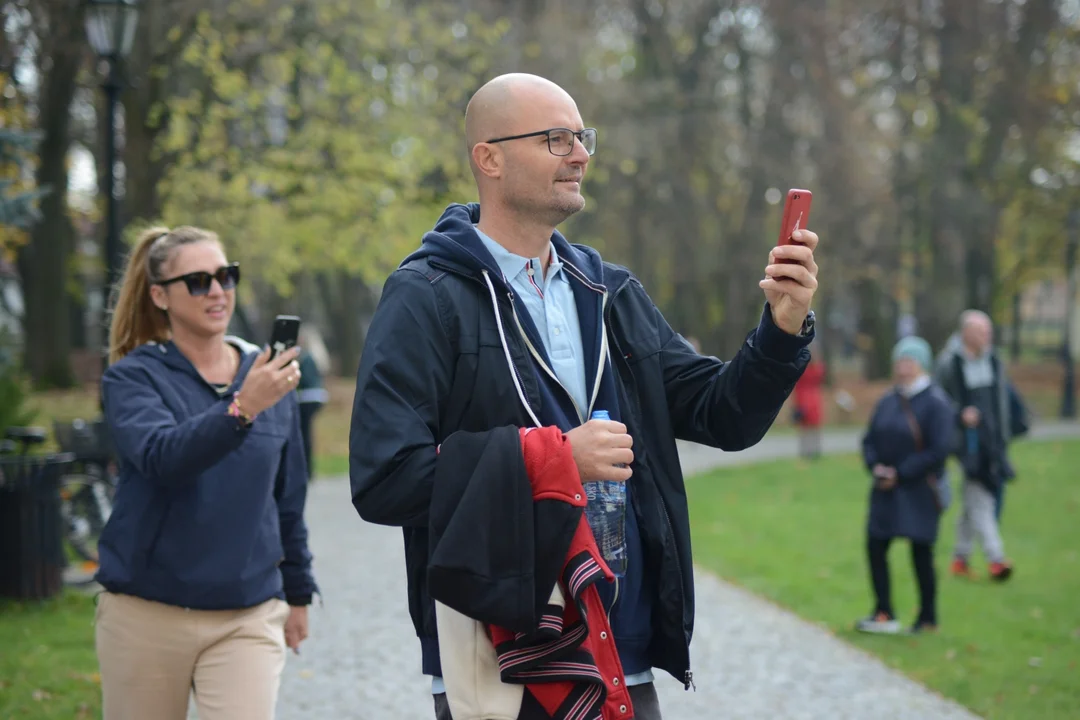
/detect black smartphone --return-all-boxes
[268,315,301,360]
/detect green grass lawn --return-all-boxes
[688,439,1080,720]
[0,592,100,718]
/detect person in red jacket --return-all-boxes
[793,353,826,458]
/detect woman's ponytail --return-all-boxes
[107,227,172,364]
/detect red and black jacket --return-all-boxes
[428,425,633,719]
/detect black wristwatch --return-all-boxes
[797,310,816,337]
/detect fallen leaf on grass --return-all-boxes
[945,649,957,661]
[1030,607,1043,619]
[1029,685,1039,695]
[68,671,101,684]
[1028,657,1042,668]
[31,688,51,701]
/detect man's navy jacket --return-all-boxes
[349,202,812,688]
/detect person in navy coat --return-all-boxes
[856,336,955,635]
[95,225,317,720]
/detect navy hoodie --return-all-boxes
[95,338,318,610]
[404,203,654,676]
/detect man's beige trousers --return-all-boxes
[95,591,289,720]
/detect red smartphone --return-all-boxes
[777,189,813,262]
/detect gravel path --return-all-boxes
[259,425,1080,719]
[274,475,984,720]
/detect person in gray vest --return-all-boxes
[934,310,1014,582]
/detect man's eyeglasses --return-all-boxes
[157,264,241,296]
[485,127,597,157]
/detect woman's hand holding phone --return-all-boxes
[236,346,302,418]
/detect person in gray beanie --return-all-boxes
[856,336,955,634]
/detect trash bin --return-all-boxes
[0,452,75,601]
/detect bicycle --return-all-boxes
[52,418,117,566]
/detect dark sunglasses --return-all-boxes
[157,263,240,296]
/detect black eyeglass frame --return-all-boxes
[485,127,597,157]
[156,263,241,296]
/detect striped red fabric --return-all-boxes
[486,427,634,720]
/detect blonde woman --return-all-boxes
[94,226,318,720]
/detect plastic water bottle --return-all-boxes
[583,409,628,577]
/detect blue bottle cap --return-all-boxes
[590,409,611,421]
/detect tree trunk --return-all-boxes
[320,272,375,377]
[122,0,173,225]
[857,277,896,381]
[817,290,835,387]
[721,28,798,357]
[921,0,976,352]
[17,2,85,388]
[69,289,87,350]
[1010,291,1022,362]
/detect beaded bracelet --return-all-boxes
[227,393,254,427]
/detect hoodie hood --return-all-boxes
[403,203,611,292]
[128,336,262,390]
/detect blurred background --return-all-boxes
[2,3,1079,719]
[2,0,1079,457]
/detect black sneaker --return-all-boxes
[855,612,901,634]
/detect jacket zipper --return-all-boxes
[500,301,534,421]
[508,292,584,423]
[479,271,543,428]
[431,259,608,425]
[509,286,618,610]
[589,292,610,413]
[507,290,609,425]
[605,277,694,689]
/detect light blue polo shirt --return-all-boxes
[474,226,589,417]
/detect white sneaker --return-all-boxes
[855,613,901,634]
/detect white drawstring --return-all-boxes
[482,270,542,428]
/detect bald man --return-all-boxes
[350,74,820,720]
[935,310,1018,582]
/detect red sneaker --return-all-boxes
[989,561,1013,582]
[950,557,970,577]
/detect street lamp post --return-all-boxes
[85,0,139,370]
[1062,209,1079,420]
